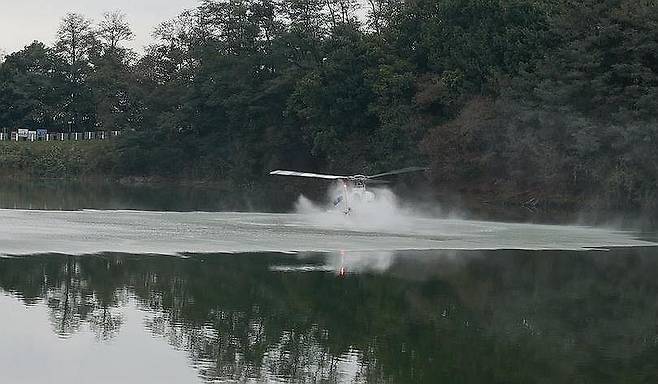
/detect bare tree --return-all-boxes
[324,0,360,29]
[55,13,97,131]
[365,0,401,34]
[98,10,134,53]
[55,13,96,68]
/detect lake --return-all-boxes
[1,180,657,383]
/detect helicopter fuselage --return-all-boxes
[333,179,375,214]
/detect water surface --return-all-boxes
[0,209,654,256]
[1,180,658,383]
[3,250,658,383]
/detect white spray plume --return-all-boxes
[293,183,422,233]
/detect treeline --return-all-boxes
[0,0,656,209]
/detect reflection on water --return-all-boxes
[2,249,658,383]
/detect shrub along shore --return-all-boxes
[0,141,117,178]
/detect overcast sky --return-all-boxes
[0,0,200,55]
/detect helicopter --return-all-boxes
[269,166,428,214]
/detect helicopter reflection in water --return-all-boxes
[270,249,463,278]
[268,250,397,277]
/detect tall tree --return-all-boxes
[97,11,134,54]
[91,10,138,131]
[55,13,98,132]
[0,42,66,131]
[55,13,97,77]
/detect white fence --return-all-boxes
[2,130,121,142]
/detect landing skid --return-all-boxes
[325,207,353,215]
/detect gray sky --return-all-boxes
[0,0,200,55]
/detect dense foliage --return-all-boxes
[0,0,656,209]
[0,141,116,178]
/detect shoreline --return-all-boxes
[0,176,654,231]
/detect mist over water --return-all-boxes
[294,184,427,233]
[0,181,654,257]
[0,183,655,256]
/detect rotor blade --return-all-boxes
[270,170,347,180]
[367,166,428,179]
[365,179,391,184]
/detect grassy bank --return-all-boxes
[0,140,118,178]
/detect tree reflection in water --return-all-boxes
[1,248,658,383]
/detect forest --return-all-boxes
[0,0,656,210]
